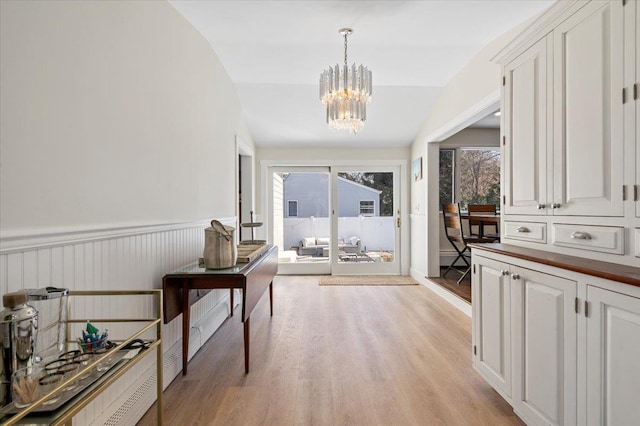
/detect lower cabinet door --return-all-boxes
[587,286,640,426]
[511,267,577,426]
[472,256,511,399]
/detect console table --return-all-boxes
[162,245,277,375]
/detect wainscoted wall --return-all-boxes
[0,218,236,424]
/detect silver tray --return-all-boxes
[0,350,128,415]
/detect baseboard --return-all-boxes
[411,267,471,317]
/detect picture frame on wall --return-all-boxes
[412,157,422,182]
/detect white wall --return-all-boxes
[0,0,253,235]
[410,18,533,280]
[0,0,253,423]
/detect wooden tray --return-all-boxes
[236,244,268,263]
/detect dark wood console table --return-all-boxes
[162,245,278,374]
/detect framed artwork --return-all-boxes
[412,157,422,182]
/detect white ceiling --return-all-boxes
[169,1,553,148]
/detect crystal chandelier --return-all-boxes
[319,28,372,134]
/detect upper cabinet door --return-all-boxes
[636,0,640,218]
[553,0,624,217]
[503,36,549,215]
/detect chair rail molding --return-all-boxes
[0,219,236,255]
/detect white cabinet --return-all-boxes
[503,36,550,216]
[472,256,511,399]
[511,267,577,426]
[552,0,624,217]
[586,285,640,426]
[629,2,640,217]
[502,0,624,218]
[472,246,640,426]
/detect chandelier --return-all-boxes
[319,28,372,134]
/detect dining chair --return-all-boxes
[442,203,499,284]
[468,204,500,239]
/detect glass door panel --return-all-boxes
[332,168,400,274]
[268,167,331,274]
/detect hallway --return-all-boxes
[139,276,520,425]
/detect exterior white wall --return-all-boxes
[283,217,395,252]
[273,173,284,249]
[0,1,252,423]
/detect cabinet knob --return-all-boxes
[552,203,561,209]
[511,273,520,280]
[570,231,592,240]
[536,204,546,209]
[515,226,530,233]
[501,270,509,276]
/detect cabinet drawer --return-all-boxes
[552,223,624,255]
[635,228,640,258]
[504,221,546,243]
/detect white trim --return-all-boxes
[0,219,235,254]
[411,268,472,317]
[261,159,407,167]
[424,92,500,143]
[491,0,583,64]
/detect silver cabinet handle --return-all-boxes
[570,231,592,240]
[515,226,530,233]
[501,270,509,276]
[536,204,546,209]
[511,273,520,280]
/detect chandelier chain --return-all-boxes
[344,32,348,66]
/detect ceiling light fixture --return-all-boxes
[319,28,372,134]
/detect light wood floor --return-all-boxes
[138,276,521,425]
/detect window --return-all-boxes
[359,200,374,215]
[439,150,455,208]
[287,200,298,217]
[439,148,500,210]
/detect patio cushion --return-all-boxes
[316,237,330,246]
[302,237,316,247]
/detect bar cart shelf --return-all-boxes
[0,290,163,425]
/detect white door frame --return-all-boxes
[331,166,402,275]
[423,95,501,277]
[261,159,409,275]
[235,136,255,242]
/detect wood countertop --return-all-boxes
[468,243,640,288]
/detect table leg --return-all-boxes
[269,282,273,317]
[244,316,250,374]
[182,280,190,375]
[230,288,234,317]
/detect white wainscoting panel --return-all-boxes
[0,218,237,425]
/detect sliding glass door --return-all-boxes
[267,165,401,275]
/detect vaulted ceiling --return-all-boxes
[170,1,553,148]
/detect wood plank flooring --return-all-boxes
[429,267,472,303]
[138,276,520,425]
